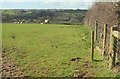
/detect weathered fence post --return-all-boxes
[102,24,107,58]
[91,31,94,61]
[109,27,118,69]
[95,21,98,41]
[109,27,113,69]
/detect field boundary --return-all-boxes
[90,21,120,69]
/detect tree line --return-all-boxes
[2,9,87,25]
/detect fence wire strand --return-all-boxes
[95,22,120,53]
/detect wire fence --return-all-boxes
[96,22,104,49]
[117,38,120,61]
[113,27,120,58]
[95,21,111,54]
[96,21,120,53]
[92,21,120,69]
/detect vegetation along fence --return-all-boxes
[90,21,120,69]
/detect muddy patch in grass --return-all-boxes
[83,61,93,68]
[70,57,82,62]
[73,71,89,78]
[2,46,28,77]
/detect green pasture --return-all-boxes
[2,24,118,77]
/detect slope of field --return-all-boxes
[2,24,118,77]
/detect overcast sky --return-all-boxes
[0,0,119,9]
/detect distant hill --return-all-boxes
[2,9,87,24]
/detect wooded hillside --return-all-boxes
[2,9,87,24]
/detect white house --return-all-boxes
[44,19,49,24]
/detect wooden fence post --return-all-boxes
[109,27,113,69]
[91,31,94,61]
[109,27,117,69]
[102,24,107,58]
[112,27,120,64]
[95,21,98,41]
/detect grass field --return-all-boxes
[2,24,119,77]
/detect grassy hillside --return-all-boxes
[2,24,119,77]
